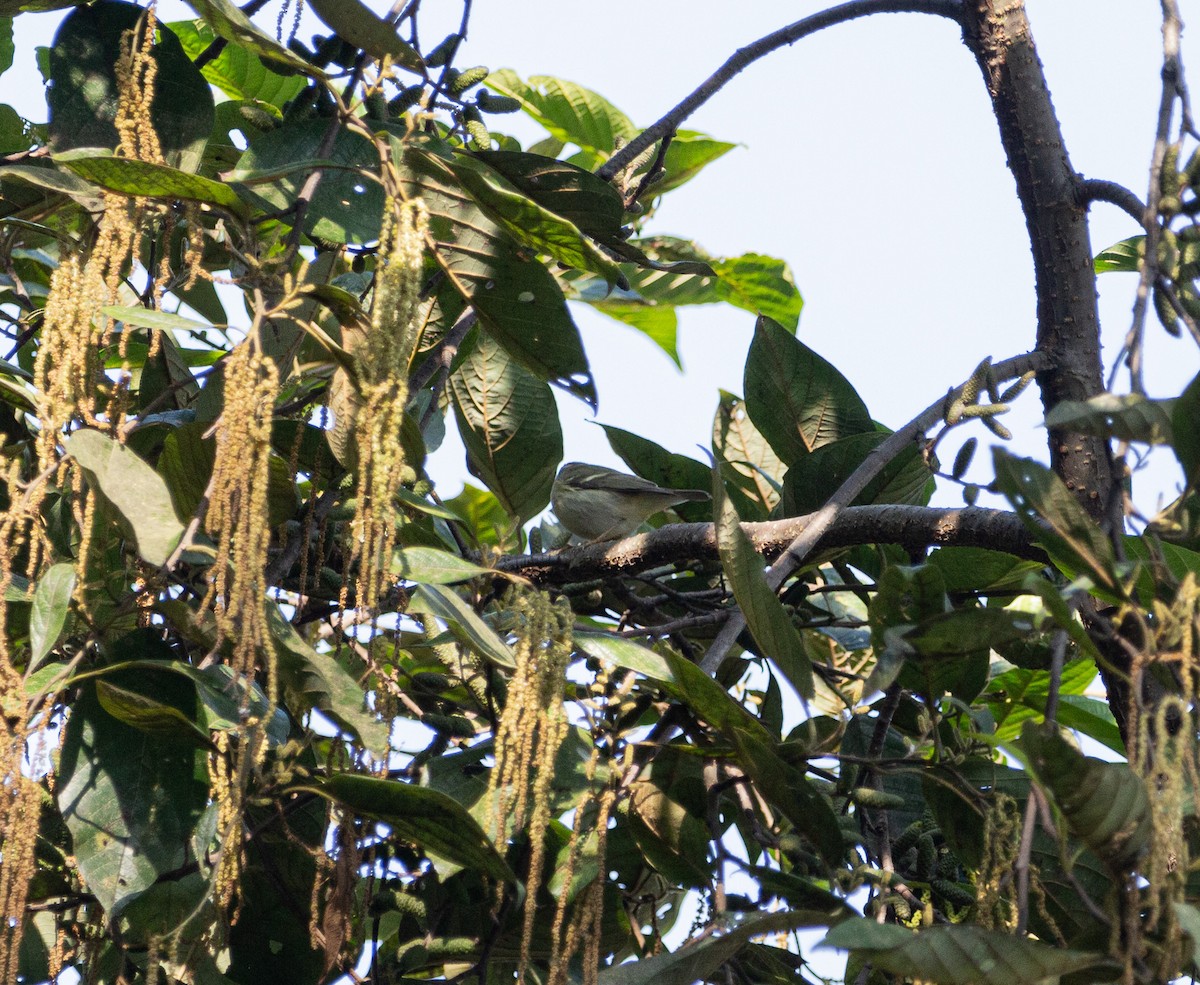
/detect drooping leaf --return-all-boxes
[179,0,315,74]
[992,449,1122,598]
[575,633,841,863]
[1044,392,1175,445]
[714,477,814,699]
[473,150,626,247]
[266,601,391,754]
[781,430,933,515]
[58,664,208,916]
[820,919,1109,985]
[1020,721,1151,871]
[601,424,711,523]
[409,583,516,670]
[66,429,186,567]
[1172,369,1200,485]
[484,69,636,160]
[449,331,563,525]
[233,118,382,243]
[744,315,873,465]
[449,153,622,284]
[28,563,75,672]
[47,2,214,172]
[598,911,846,985]
[711,253,802,331]
[56,153,248,215]
[303,772,515,882]
[1094,235,1142,274]
[0,16,11,76]
[392,546,495,585]
[398,139,596,407]
[168,18,306,107]
[712,391,784,519]
[305,0,422,71]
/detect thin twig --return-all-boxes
[596,0,964,182]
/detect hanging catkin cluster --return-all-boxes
[484,590,574,980]
[204,341,280,694]
[346,196,427,614]
[1125,574,1200,976]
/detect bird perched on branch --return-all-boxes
[550,462,710,542]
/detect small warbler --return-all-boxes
[551,462,710,542]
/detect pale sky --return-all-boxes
[6,1,1196,512]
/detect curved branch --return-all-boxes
[498,505,1044,584]
[1075,178,1146,224]
[595,0,965,182]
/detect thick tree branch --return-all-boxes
[959,2,1117,529]
[595,0,965,182]
[497,505,1044,584]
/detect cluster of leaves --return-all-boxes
[2,2,1200,985]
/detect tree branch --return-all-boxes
[1075,178,1146,223]
[959,2,1117,527]
[497,504,1044,584]
[595,0,965,182]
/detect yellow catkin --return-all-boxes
[113,4,165,167]
[0,776,41,982]
[346,196,426,614]
[483,590,574,983]
[204,340,280,696]
[975,793,1021,932]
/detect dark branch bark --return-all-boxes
[498,505,1044,585]
[959,2,1117,527]
[596,0,965,182]
[1075,179,1146,223]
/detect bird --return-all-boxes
[550,462,710,542]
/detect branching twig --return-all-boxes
[697,349,1048,674]
[1076,178,1146,223]
[595,0,964,182]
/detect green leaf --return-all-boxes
[66,429,185,567]
[0,162,101,201]
[95,678,212,746]
[1044,392,1175,445]
[601,424,712,523]
[266,601,390,753]
[168,18,306,107]
[1019,721,1151,870]
[1172,369,1200,485]
[392,546,494,585]
[586,298,679,365]
[234,117,382,244]
[28,563,75,672]
[0,103,24,155]
[598,911,846,985]
[473,150,627,248]
[100,305,214,337]
[926,547,1045,594]
[302,772,514,882]
[57,153,249,216]
[991,449,1122,597]
[399,140,596,408]
[1094,235,1141,273]
[408,583,516,670]
[306,0,422,71]
[744,315,873,465]
[0,16,12,76]
[484,69,636,160]
[712,253,802,331]
[576,633,841,863]
[654,132,737,196]
[712,391,784,519]
[820,919,1109,985]
[449,331,563,525]
[449,153,623,284]
[47,2,214,172]
[179,0,315,74]
[58,670,208,916]
[714,477,814,699]
[782,430,933,515]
